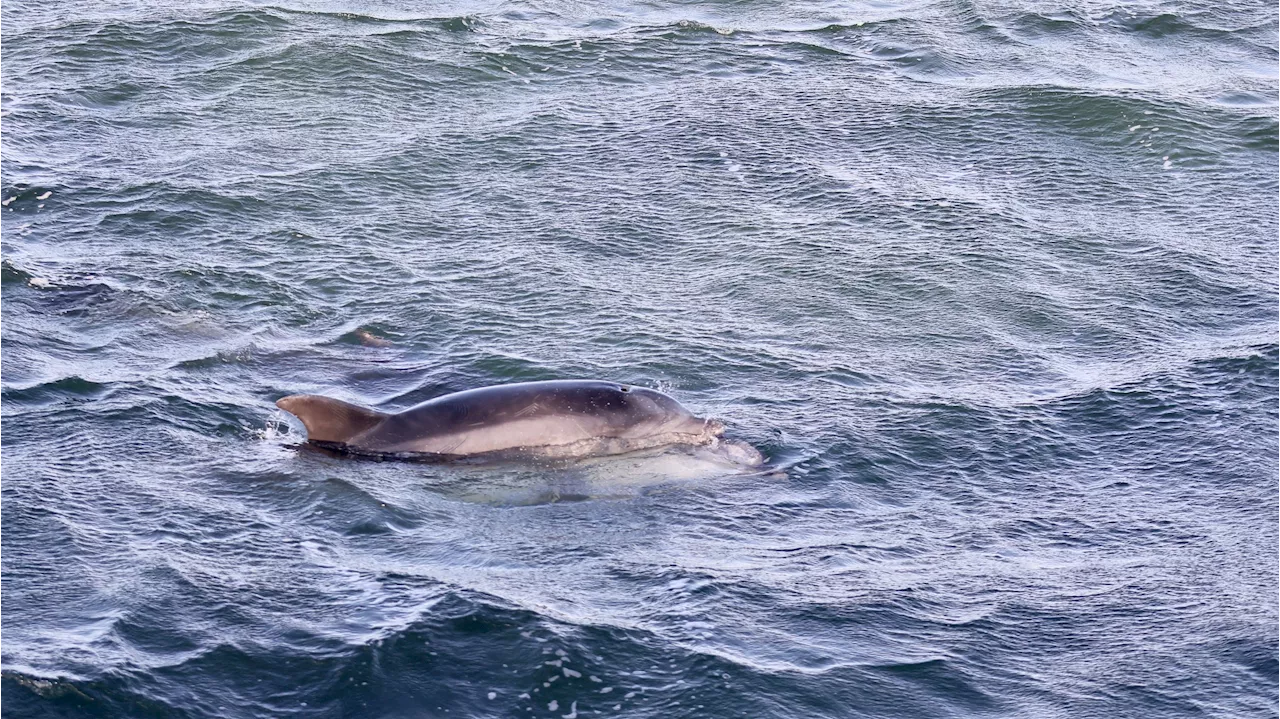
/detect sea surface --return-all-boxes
[2,0,1277,716]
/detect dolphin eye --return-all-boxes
[619,385,630,393]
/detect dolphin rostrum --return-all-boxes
[276,379,763,465]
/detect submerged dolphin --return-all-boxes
[276,379,764,465]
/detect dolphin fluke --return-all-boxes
[276,395,386,444]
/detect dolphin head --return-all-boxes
[615,385,724,440]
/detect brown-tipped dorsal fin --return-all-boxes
[276,394,387,444]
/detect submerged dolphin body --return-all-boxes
[276,379,764,465]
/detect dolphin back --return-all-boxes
[276,394,386,444]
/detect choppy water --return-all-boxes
[3,0,1277,716]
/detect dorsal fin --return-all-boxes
[276,394,386,444]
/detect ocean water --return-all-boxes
[2,0,1277,716]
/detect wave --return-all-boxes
[0,587,1006,718]
[1,375,114,405]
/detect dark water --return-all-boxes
[3,0,1277,716]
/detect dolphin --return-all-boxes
[276,379,764,465]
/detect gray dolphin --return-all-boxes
[276,379,763,465]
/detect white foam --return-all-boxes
[548,700,558,711]
[254,417,289,441]
[562,668,581,678]
[35,191,51,200]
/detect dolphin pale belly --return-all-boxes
[276,379,764,465]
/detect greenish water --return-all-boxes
[2,0,1277,717]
